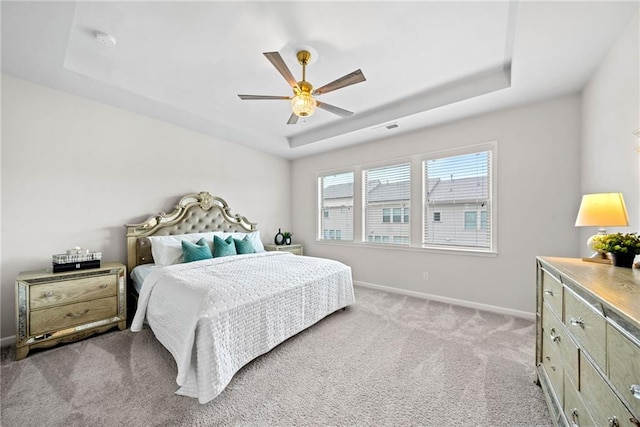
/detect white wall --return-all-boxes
[1,75,291,339]
[292,96,582,316]
[580,12,640,255]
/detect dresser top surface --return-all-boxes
[538,256,640,327]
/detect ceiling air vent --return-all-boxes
[373,123,399,133]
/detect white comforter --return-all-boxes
[131,251,354,403]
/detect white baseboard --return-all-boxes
[354,281,535,321]
[1,335,15,348]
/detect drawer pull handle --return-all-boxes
[549,328,561,343]
[45,291,55,298]
[570,408,580,427]
[570,317,584,327]
[608,416,619,427]
[66,309,89,318]
[543,289,554,296]
[631,384,640,400]
[100,283,108,289]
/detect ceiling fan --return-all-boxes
[238,50,366,124]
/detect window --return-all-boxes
[363,163,411,245]
[382,208,391,223]
[423,144,494,251]
[464,211,477,229]
[318,172,354,241]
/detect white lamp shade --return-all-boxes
[574,193,629,227]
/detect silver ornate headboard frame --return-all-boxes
[124,191,257,273]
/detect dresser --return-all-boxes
[15,262,127,360]
[536,257,640,426]
[264,244,304,255]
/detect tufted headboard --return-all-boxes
[124,192,257,273]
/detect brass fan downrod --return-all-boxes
[296,50,312,83]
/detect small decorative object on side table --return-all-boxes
[282,231,293,245]
[274,228,285,245]
[264,244,303,256]
[15,262,126,360]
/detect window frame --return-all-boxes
[317,170,355,242]
[421,141,497,254]
[362,162,411,247]
[315,141,497,256]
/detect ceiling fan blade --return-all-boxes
[287,113,299,125]
[316,101,354,117]
[313,69,366,95]
[238,95,290,100]
[264,52,299,89]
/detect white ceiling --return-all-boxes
[2,1,638,159]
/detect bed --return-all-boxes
[125,191,355,403]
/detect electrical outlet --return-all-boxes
[423,272,429,280]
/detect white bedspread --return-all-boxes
[131,251,354,403]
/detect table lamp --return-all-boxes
[575,193,629,262]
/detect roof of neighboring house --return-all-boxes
[427,176,489,202]
[323,182,353,199]
[323,176,488,203]
[367,180,410,203]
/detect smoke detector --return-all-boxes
[95,31,117,47]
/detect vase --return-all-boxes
[611,252,635,268]
[284,237,291,245]
[274,229,284,245]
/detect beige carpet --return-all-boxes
[1,286,552,426]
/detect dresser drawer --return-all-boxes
[542,334,564,404]
[564,289,606,370]
[30,275,117,309]
[30,296,118,335]
[580,351,637,427]
[542,301,579,387]
[564,373,595,427]
[541,267,563,319]
[608,323,640,418]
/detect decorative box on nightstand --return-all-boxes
[264,244,304,255]
[15,262,127,360]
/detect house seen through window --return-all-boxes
[423,146,494,251]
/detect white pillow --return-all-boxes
[149,232,220,266]
[149,230,265,266]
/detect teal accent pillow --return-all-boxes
[234,236,256,255]
[214,235,237,258]
[182,238,213,263]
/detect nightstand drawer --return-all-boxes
[607,323,640,417]
[564,288,606,371]
[30,275,117,309]
[30,296,118,335]
[541,267,563,319]
[264,244,303,255]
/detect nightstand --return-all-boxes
[15,262,126,360]
[264,244,304,255]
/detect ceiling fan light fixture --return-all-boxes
[291,92,316,117]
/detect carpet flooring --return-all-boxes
[1,286,552,426]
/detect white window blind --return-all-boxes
[363,163,410,245]
[423,149,492,250]
[318,172,354,241]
